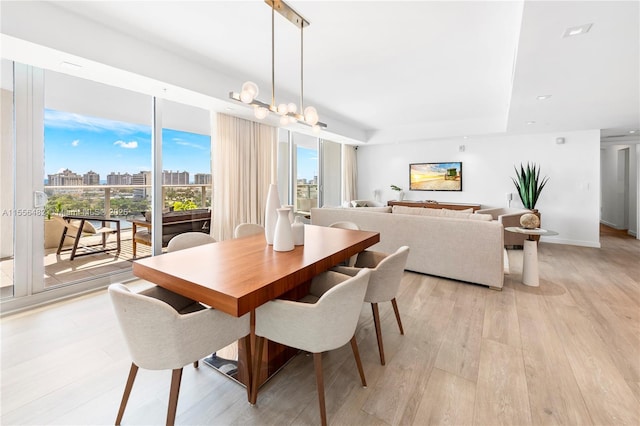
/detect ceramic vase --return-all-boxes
[282,204,294,223]
[292,216,305,246]
[273,208,294,252]
[265,184,281,245]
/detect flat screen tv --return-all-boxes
[409,162,462,191]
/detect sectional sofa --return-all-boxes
[311,205,505,289]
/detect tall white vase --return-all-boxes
[265,184,281,245]
[273,208,294,252]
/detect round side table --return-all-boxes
[504,227,558,287]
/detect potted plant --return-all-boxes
[390,184,405,201]
[511,162,549,210]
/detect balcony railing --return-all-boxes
[44,184,211,220]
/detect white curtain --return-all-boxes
[342,144,358,204]
[212,113,277,241]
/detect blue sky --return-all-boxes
[44,109,318,182]
[44,109,211,181]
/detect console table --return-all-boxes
[387,200,481,211]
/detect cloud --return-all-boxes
[114,140,139,149]
[175,140,206,150]
[44,109,149,135]
[71,139,80,147]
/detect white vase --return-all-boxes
[265,184,281,245]
[398,191,405,201]
[282,204,294,223]
[273,208,294,252]
[292,216,305,246]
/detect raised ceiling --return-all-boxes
[2,0,638,144]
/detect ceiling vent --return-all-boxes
[563,23,593,38]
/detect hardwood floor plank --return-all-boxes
[473,339,532,426]
[548,303,640,425]
[482,283,522,348]
[413,367,476,426]
[515,285,594,425]
[433,283,486,382]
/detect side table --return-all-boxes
[504,227,558,287]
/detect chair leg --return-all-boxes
[350,336,367,387]
[313,352,327,426]
[391,298,404,335]
[371,303,386,365]
[115,363,138,425]
[250,335,265,405]
[166,368,183,426]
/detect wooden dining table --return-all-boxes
[132,224,380,391]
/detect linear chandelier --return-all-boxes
[229,0,327,131]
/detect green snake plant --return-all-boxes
[511,163,549,210]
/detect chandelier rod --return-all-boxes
[271,3,275,108]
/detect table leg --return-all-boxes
[522,239,539,286]
[132,223,137,258]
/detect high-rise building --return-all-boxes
[82,170,100,185]
[193,173,212,185]
[132,171,151,199]
[107,172,132,185]
[163,170,189,185]
[47,169,83,186]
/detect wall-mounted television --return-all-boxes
[409,162,462,191]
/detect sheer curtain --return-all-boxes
[212,113,277,241]
[342,144,358,205]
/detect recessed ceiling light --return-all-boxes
[563,23,593,38]
[630,130,638,134]
[463,136,468,139]
[527,121,536,125]
[536,95,552,100]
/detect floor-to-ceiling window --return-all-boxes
[1,61,212,312]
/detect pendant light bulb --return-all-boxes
[255,106,269,119]
[280,115,290,126]
[304,106,319,126]
[312,124,321,133]
[277,103,288,115]
[240,81,259,103]
[287,103,297,113]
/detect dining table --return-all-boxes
[132,224,380,394]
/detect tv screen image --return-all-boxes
[409,162,462,191]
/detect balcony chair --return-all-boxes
[333,246,410,365]
[109,283,251,426]
[251,269,371,426]
[233,223,265,238]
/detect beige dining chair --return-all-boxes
[166,232,216,252]
[329,221,360,267]
[234,223,265,238]
[109,284,251,426]
[333,246,410,365]
[251,269,371,426]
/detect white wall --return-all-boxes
[601,143,638,236]
[357,130,601,247]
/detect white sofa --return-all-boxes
[311,206,505,289]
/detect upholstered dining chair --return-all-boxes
[234,223,265,238]
[333,246,410,365]
[109,284,251,426]
[166,232,216,252]
[329,221,360,267]
[251,269,371,426]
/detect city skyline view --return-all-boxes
[44,109,320,182]
[44,109,211,180]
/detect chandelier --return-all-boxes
[229,0,327,131]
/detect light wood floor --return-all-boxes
[1,232,639,425]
